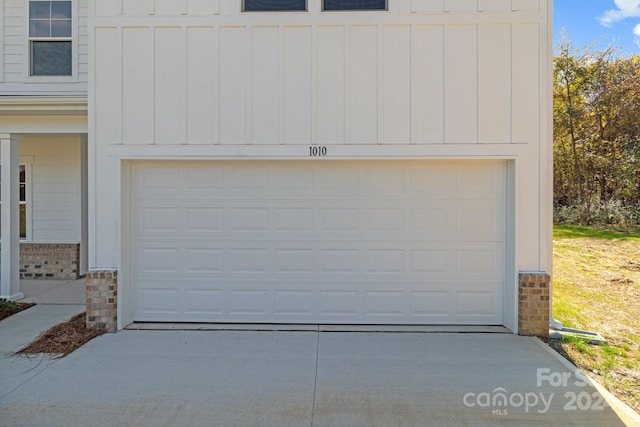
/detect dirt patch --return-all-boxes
[0,302,36,321]
[16,313,105,358]
[623,260,640,272]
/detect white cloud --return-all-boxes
[634,23,640,47]
[600,0,640,26]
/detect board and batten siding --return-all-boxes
[92,0,545,147]
[20,136,82,243]
[0,0,88,94]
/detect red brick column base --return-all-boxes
[86,270,117,332]
[518,272,550,337]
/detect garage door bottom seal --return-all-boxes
[125,323,511,333]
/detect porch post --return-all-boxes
[0,134,23,300]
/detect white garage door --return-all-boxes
[131,160,505,324]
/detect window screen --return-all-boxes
[29,1,72,76]
[244,0,307,11]
[323,0,386,10]
[31,41,72,76]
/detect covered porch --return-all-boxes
[0,97,87,300]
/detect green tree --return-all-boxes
[553,37,640,225]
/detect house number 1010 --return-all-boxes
[309,146,327,157]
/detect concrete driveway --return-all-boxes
[1,312,639,427]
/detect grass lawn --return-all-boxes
[552,225,640,414]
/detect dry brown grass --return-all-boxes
[552,226,640,414]
[16,312,105,358]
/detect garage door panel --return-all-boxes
[133,281,504,324]
[364,291,406,317]
[317,166,359,191]
[457,248,500,275]
[228,208,269,231]
[138,207,180,233]
[228,290,272,315]
[271,166,315,190]
[228,165,269,189]
[137,164,180,194]
[184,248,224,273]
[137,288,180,316]
[319,208,359,232]
[274,291,315,316]
[410,291,451,317]
[134,240,502,278]
[132,160,506,324]
[319,291,361,316]
[136,247,180,273]
[409,167,451,193]
[184,208,224,232]
[455,165,503,193]
[274,208,314,231]
[456,291,499,317]
[183,289,225,315]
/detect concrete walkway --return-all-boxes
[18,278,86,304]
[1,279,85,403]
[1,280,639,426]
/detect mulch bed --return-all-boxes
[0,302,36,321]
[16,312,105,358]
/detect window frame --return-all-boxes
[0,159,33,241]
[26,0,77,81]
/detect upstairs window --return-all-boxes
[244,0,307,11]
[29,1,72,76]
[323,0,387,10]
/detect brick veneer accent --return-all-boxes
[86,270,117,332]
[19,243,80,280]
[519,272,550,337]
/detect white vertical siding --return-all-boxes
[186,26,217,144]
[91,3,547,147]
[382,25,411,144]
[251,26,279,144]
[445,24,478,144]
[478,24,511,144]
[0,0,88,94]
[284,26,313,144]
[94,26,122,144]
[20,136,81,242]
[122,27,154,144]
[349,25,378,144]
[317,25,345,144]
[414,25,444,143]
[155,27,187,145]
[512,23,540,144]
[219,26,247,144]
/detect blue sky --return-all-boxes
[554,0,640,55]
